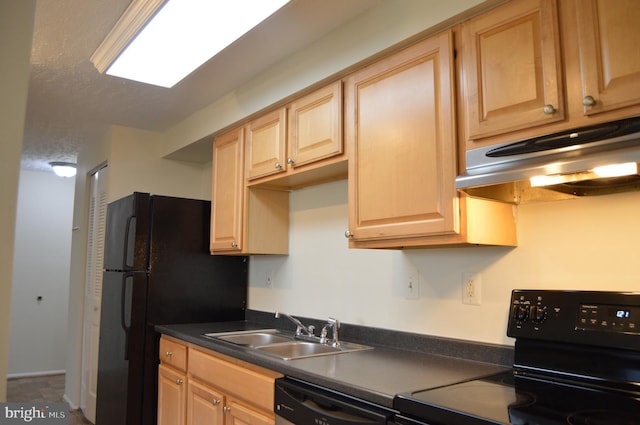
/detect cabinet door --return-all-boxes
[226,399,273,425]
[158,364,186,425]
[211,127,244,253]
[187,380,224,425]
[246,108,287,180]
[346,31,458,242]
[461,0,563,140]
[575,0,640,115]
[288,81,343,168]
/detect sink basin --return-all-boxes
[256,341,371,360]
[203,329,372,360]
[217,332,294,346]
[203,329,293,346]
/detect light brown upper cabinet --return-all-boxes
[246,108,287,181]
[345,30,517,248]
[211,127,245,253]
[459,0,640,150]
[574,0,640,117]
[246,81,346,189]
[460,0,563,142]
[210,126,288,255]
[287,81,343,171]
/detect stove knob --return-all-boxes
[515,305,530,323]
[531,306,548,324]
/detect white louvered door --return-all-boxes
[81,165,108,423]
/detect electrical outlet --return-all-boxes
[265,270,274,287]
[462,272,481,305]
[405,273,420,300]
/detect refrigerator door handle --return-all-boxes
[123,215,136,270]
[121,273,134,360]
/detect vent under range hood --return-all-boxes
[456,116,640,204]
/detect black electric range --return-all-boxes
[394,290,640,425]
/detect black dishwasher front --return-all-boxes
[274,377,398,425]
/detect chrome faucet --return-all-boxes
[274,312,316,338]
[321,317,340,346]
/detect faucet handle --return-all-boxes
[294,324,315,337]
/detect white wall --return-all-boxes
[0,0,36,401]
[9,170,75,376]
[249,180,640,346]
[108,126,212,203]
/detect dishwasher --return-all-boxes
[274,377,398,425]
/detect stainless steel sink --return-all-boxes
[203,329,293,346]
[255,340,371,360]
[203,329,372,360]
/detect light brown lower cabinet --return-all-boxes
[158,363,186,425]
[186,379,223,425]
[158,336,282,425]
[185,377,273,425]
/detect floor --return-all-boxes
[6,374,92,425]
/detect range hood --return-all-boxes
[456,116,640,203]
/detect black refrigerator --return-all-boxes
[95,192,247,425]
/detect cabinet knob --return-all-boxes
[164,351,172,357]
[274,161,283,169]
[223,406,231,413]
[582,95,596,107]
[344,230,353,238]
[211,399,221,406]
[175,379,183,385]
[287,157,295,165]
[231,241,238,248]
[543,104,556,115]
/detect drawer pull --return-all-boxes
[164,351,172,357]
[175,379,183,385]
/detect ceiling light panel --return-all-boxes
[104,0,290,88]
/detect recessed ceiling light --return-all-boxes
[91,0,290,88]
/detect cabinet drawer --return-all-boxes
[159,337,187,372]
[189,348,277,413]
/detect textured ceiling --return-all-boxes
[22,0,380,172]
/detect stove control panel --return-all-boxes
[507,290,640,351]
[577,303,640,333]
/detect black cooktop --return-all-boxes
[394,290,640,425]
[395,371,640,425]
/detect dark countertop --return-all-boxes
[156,317,510,408]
